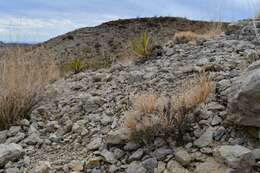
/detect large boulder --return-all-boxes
[213,145,255,173]
[0,143,23,167]
[228,60,260,127]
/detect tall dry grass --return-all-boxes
[123,74,212,144]
[0,47,59,129]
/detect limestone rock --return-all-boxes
[0,143,23,167]
[195,157,228,173]
[229,61,260,127]
[213,145,255,172]
[166,160,191,173]
[32,161,51,173]
[175,148,192,166]
[127,162,148,173]
[194,127,214,148]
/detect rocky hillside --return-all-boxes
[1,19,260,173]
[36,17,228,68]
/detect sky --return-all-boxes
[0,0,260,43]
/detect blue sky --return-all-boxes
[0,0,259,43]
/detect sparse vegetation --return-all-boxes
[0,47,59,129]
[131,31,152,58]
[173,31,198,44]
[202,22,224,39]
[69,58,85,74]
[123,74,212,145]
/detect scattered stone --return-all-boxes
[213,126,226,141]
[153,147,173,160]
[128,149,144,162]
[166,160,191,173]
[106,130,127,145]
[85,157,101,169]
[211,115,222,126]
[100,149,116,164]
[8,126,21,137]
[87,137,102,150]
[194,127,214,148]
[194,157,228,173]
[154,161,166,173]
[142,158,158,173]
[127,162,148,173]
[32,161,51,173]
[24,133,43,145]
[5,168,20,173]
[0,131,7,143]
[175,148,192,166]
[207,102,225,112]
[69,160,84,172]
[113,148,124,160]
[124,141,140,151]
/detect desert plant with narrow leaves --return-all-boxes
[70,58,85,74]
[131,31,151,57]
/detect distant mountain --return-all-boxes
[0,42,33,47]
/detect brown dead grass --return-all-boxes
[133,94,157,114]
[173,31,198,44]
[173,23,223,44]
[123,74,212,144]
[0,47,59,129]
[202,23,224,39]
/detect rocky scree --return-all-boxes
[1,20,260,173]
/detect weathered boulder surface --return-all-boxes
[0,143,23,167]
[213,145,255,173]
[229,60,260,127]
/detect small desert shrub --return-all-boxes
[123,75,212,145]
[131,31,151,58]
[173,31,198,44]
[69,58,85,74]
[0,47,59,129]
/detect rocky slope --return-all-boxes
[1,20,260,173]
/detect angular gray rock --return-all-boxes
[166,160,191,173]
[127,162,148,173]
[0,143,23,167]
[213,145,255,172]
[194,127,214,148]
[194,157,228,173]
[175,148,192,166]
[32,161,51,173]
[229,61,260,127]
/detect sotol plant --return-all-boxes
[70,58,84,74]
[131,31,151,58]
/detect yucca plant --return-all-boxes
[131,31,151,58]
[70,58,84,74]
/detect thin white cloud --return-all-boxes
[0,16,86,42]
[0,16,83,30]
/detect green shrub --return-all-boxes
[70,58,85,74]
[131,31,151,57]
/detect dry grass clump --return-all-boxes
[173,31,198,44]
[173,23,223,45]
[123,75,212,145]
[0,47,59,129]
[202,23,224,39]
